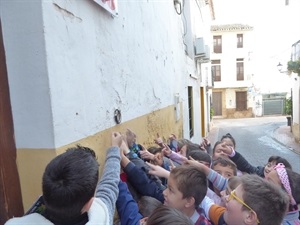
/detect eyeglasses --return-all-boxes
[227,189,260,224]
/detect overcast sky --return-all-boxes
[212,0,300,93]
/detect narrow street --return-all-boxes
[209,116,300,173]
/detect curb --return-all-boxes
[272,127,300,155]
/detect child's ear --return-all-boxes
[184,197,195,208]
[244,210,258,225]
[81,197,94,213]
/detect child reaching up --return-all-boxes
[219,144,292,178]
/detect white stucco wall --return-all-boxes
[0,1,55,148]
[292,78,299,124]
[1,0,211,148]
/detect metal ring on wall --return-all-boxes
[114,109,122,124]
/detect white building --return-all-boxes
[290,40,300,142]
[210,24,256,118]
[0,0,214,216]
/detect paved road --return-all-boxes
[209,116,300,173]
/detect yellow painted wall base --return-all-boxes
[292,122,300,142]
[17,104,183,211]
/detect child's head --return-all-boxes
[224,174,289,225]
[146,205,193,225]
[212,141,228,160]
[221,133,236,149]
[177,139,195,156]
[186,149,211,167]
[220,176,241,205]
[147,146,164,166]
[263,155,292,177]
[42,145,99,223]
[138,196,162,217]
[266,163,300,211]
[212,157,237,178]
[163,165,207,213]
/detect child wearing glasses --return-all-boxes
[265,163,300,225]
[201,174,289,225]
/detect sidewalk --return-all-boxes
[273,125,300,155]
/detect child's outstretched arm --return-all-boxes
[200,196,226,225]
[116,181,143,225]
[146,161,170,178]
[185,158,228,191]
[221,145,264,176]
[121,147,165,203]
[95,132,122,225]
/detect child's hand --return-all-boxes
[200,138,210,151]
[184,156,209,174]
[126,128,136,148]
[154,133,164,147]
[162,144,172,157]
[111,132,123,147]
[220,142,233,155]
[169,134,177,141]
[139,149,155,161]
[169,159,176,171]
[146,162,170,178]
[120,139,130,155]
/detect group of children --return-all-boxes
[4,130,300,225]
[116,130,300,225]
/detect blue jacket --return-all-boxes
[124,162,166,203]
[116,181,143,225]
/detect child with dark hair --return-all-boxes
[220,133,236,149]
[212,157,237,178]
[5,133,123,225]
[147,205,193,225]
[138,196,162,218]
[187,149,212,168]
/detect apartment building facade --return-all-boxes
[210,24,255,118]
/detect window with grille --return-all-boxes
[213,36,222,53]
[236,91,247,111]
[212,60,221,82]
[236,58,244,81]
[237,34,243,48]
[188,86,194,138]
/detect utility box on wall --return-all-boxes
[194,37,210,60]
